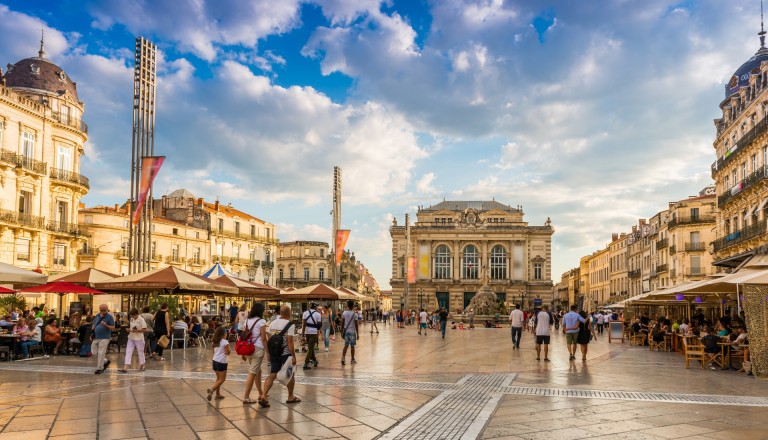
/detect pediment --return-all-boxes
[482,209,509,216]
[530,255,546,263]
[431,209,456,216]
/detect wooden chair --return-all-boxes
[649,334,667,351]
[683,338,705,369]
[629,332,645,346]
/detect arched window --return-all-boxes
[462,245,479,279]
[490,245,507,279]
[434,245,451,279]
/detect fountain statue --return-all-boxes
[466,264,503,316]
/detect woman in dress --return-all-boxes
[43,318,64,354]
[151,303,170,361]
[577,310,592,361]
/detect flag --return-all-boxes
[131,156,165,225]
[418,244,430,279]
[407,256,417,284]
[335,229,351,265]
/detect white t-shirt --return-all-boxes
[128,316,147,341]
[243,317,267,349]
[679,323,689,334]
[268,318,295,355]
[237,310,248,324]
[596,313,605,324]
[509,309,525,328]
[213,338,229,363]
[419,311,428,324]
[342,310,357,335]
[302,310,321,335]
[535,311,551,336]
[30,326,42,342]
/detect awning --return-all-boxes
[280,284,358,301]
[96,266,238,295]
[0,262,47,285]
[202,263,235,278]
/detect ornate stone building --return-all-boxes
[389,201,554,312]
[0,40,89,274]
[276,241,331,289]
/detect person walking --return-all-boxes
[534,305,552,362]
[92,304,115,374]
[207,326,229,401]
[562,305,586,361]
[260,305,300,407]
[140,306,154,357]
[577,310,592,361]
[120,308,147,373]
[438,307,449,339]
[468,310,475,329]
[370,308,379,334]
[320,304,332,352]
[302,302,321,370]
[595,311,605,335]
[151,303,171,361]
[242,303,268,405]
[340,300,358,365]
[418,309,428,336]
[228,302,239,327]
[509,304,525,349]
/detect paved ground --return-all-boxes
[0,322,765,439]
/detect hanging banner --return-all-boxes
[407,256,417,284]
[131,156,165,225]
[335,229,351,265]
[418,244,430,279]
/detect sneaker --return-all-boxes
[324,348,329,352]
[351,359,357,364]
[544,358,551,362]
[94,369,103,375]
[710,366,716,370]
[303,365,311,370]
[312,360,318,367]
[341,358,345,365]
[103,360,111,370]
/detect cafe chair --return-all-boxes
[108,328,129,353]
[190,331,206,348]
[170,328,188,350]
[683,339,705,369]
[649,335,667,352]
[0,346,10,362]
[629,332,645,347]
[29,344,45,358]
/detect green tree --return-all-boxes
[0,294,26,316]
[148,293,182,319]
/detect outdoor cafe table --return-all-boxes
[0,333,20,358]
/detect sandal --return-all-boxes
[285,397,301,404]
[139,365,145,371]
[257,398,270,408]
[206,389,213,401]
[243,398,257,405]
[215,395,225,400]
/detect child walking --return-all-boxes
[207,327,229,401]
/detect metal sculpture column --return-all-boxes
[128,37,157,274]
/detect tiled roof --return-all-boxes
[201,201,265,223]
[422,201,520,212]
[4,57,79,101]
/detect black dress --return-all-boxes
[577,319,591,345]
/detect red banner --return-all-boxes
[131,156,165,225]
[335,229,350,265]
[407,256,417,284]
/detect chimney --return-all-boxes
[197,198,203,207]
[114,204,119,210]
[612,233,618,241]
[215,201,220,211]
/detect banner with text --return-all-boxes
[335,229,351,265]
[132,156,165,225]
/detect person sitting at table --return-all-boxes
[62,315,70,327]
[77,316,93,357]
[188,316,202,347]
[716,319,731,337]
[679,318,690,335]
[0,315,12,327]
[13,319,28,357]
[700,327,721,370]
[172,316,188,331]
[70,312,81,329]
[44,318,64,354]
[19,318,41,358]
[10,309,19,321]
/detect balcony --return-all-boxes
[189,258,206,266]
[667,215,716,229]
[670,269,676,278]
[711,115,768,178]
[50,168,89,190]
[655,264,668,273]
[211,229,279,244]
[278,277,333,285]
[47,221,85,237]
[669,245,676,254]
[656,238,668,250]
[0,209,47,229]
[51,110,88,134]
[165,256,184,264]
[77,248,98,258]
[713,219,768,252]
[0,150,47,175]
[718,165,768,207]
[628,269,641,278]
[685,242,706,252]
[686,267,709,277]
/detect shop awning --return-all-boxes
[95,266,238,295]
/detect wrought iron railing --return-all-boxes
[717,165,768,207]
[667,215,716,229]
[50,168,89,189]
[713,219,768,252]
[656,238,668,250]
[655,264,668,273]
[51,110,88,133]
[0,149,47,174]
[685,242,706,252]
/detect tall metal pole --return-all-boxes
[331,166,342,287]
[128,37,157,274]
[404,213,410,310]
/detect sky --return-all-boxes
[0,0,762,289]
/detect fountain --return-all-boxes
[466,265,503,316]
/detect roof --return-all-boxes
[201,201,265,223]
[167,189,195,199]
[421,201,521,212]
[4,56,79,101]
[725,45,768,99]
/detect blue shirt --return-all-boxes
[92,313,115,339]
[563,311,585,334]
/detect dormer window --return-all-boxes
[30,64,39,74]
[58,71,66,81]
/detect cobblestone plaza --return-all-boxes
[0,323,764,440]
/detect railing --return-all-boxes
[17,253,29,262]
[713,218,768,252]
[717,165,768,207]
[686,267,708,276]
[165,256,184,264]
[0,149,47,174]
[115,250,128,259]
[279,277,333,284]
[51,110,88,134]
[47,221,85,236]
[656,238,668,250]
[711,115,768,178]
[211,229,279,244]
[685,242,706,252]
[50,168,89,189]
[628,269,641,278]
[655,264,668,273]
[77,248,98,257]
[669,245,676,254]
[667,215,716,229]
[0,209,47,229]
[189,258,206,266]
[670,269,676,278]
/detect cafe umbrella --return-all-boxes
[0,287,16,294]
[0,262,47,286]
[19,281,105,319]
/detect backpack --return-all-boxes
[267,322,293,358]
[306,311,322,330]
[235,319,260,356]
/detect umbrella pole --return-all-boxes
[59,293,64,320]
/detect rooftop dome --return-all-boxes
[725,18,768,98]
[3,35,79,102]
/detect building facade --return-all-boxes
[0,42,89,274]
[666,193,717,282]
[389,201,554,312]
[608,233,628,304]
[587,247,609,309]
[711,33,768,268]
[276,241,331,289]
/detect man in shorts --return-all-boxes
[418,309,428,335]
[562,304,586,360]
[341,300,358,365]
[535,305,552,362]
[260,305,300,406]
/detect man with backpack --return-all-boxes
[302,302,321,370]
[259,305,300,407]
[341,300,358,366]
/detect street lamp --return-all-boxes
[417,288,423,310]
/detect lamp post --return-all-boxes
[417,288,423,310]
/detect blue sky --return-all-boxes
[0,1,762,288]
